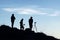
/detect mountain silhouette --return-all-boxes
[0,25,59,40]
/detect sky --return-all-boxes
[0,0,60,39]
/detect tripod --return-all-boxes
[34,22,37,32]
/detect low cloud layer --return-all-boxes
[3,8,47,15]
[2,5,60,16]
[49,11,60,16]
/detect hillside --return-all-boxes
[0,25,59,40]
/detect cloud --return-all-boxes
[2,8,47,15]
[17,8,39,14]
[3,8,15,12]
[49,11,60,16]
[2,5,60,16]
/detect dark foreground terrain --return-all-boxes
[0,25,59,40]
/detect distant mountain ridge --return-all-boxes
[0,25,59,40]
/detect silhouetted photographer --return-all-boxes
[29,17,33,30]
[11,14,15,28]
[20,18,24,30]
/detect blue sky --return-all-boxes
[0,0,60,39]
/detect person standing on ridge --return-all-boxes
[11,14,16,28]
[20,18,24,30]
[29,17,33,30]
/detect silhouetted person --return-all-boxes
[11,14,15,28]
[29,17,33,30]
[20,19,24,30]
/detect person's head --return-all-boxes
[12,14,14,16]
[22,18,23,21]
[30,16,33,19]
